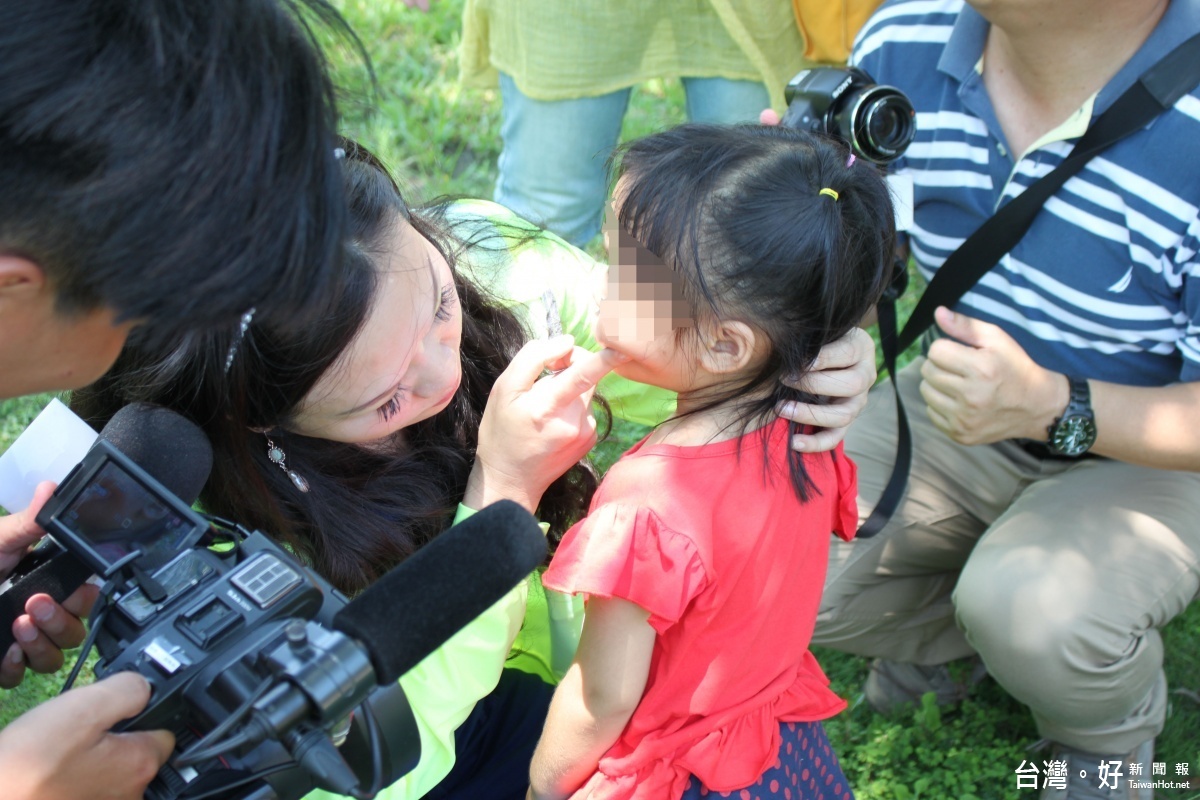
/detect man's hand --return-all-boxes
[468,336,628,512]
[920,307,1066,445]
[0,672,174,800]
[0,480,99,687]
[778,327,877,452]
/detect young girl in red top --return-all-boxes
[527,123,896,800]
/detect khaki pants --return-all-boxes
[813,359,1200,753]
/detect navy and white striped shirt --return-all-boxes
[853,0,1200,386]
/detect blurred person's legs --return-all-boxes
[494,74,772,249]
[816,359,1200,756]
[494,72,630,247]
[680,76,770,124]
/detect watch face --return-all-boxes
[1051,415,1097,456]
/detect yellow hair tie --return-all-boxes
[819,187,839,201]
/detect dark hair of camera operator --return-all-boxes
[72,139,600,597]
[0,0,354,389]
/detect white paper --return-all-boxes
[0,398,98,514]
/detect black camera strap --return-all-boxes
[860,30,1200,538]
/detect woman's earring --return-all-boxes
[266,437,310,493]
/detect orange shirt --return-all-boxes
[543,419,857,800]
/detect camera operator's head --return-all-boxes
[0,0,357,398]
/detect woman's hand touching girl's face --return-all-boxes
[289,216,464,444]
[467,336,628,513]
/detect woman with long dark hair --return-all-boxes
[72,137,878,799]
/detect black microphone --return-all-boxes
[0,403,212,655]
[333,499,547,683]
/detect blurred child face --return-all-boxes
[290,214,464,444]
[594,203,699,391]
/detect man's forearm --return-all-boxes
[1090,379,1200,470]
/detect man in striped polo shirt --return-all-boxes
[809,1,1200,797]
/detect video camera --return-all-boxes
[782,66,916,165]
[1,404,547,800]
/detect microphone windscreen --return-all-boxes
[333,500,548,684]
[97,403,213,505]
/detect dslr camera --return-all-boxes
[782,66,916,165]
[30,436,418,800]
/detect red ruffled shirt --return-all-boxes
[543,419,858,800]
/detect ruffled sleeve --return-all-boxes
[543,503,710,633]
[831,443,859,542]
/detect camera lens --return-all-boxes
[867,102,902,146]
[840,86,915,164]
[863,95,914,154]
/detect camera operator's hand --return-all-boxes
[468,336,627,513]
[777,327,877,452]
[0,671,174,800]
[0,481,99,688]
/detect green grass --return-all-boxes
[2,2,1197,798]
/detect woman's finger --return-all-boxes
[541,348,628,408]
[493,336,577,394]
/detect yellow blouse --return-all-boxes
[459,0,809,111]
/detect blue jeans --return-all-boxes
[494,73,771,247]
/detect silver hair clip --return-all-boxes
[333,147,346,161]
[266,437,310,492]
[223,307,257,373]
[541,289,563,338]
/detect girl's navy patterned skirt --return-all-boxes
[679,721,854,800]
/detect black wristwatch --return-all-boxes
[1047,376,1097,457]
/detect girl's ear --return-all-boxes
[696,320,763,376]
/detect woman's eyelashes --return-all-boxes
[435,283,457,322]
[378,386,406,422]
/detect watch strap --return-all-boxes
[1062,375,1093,419]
